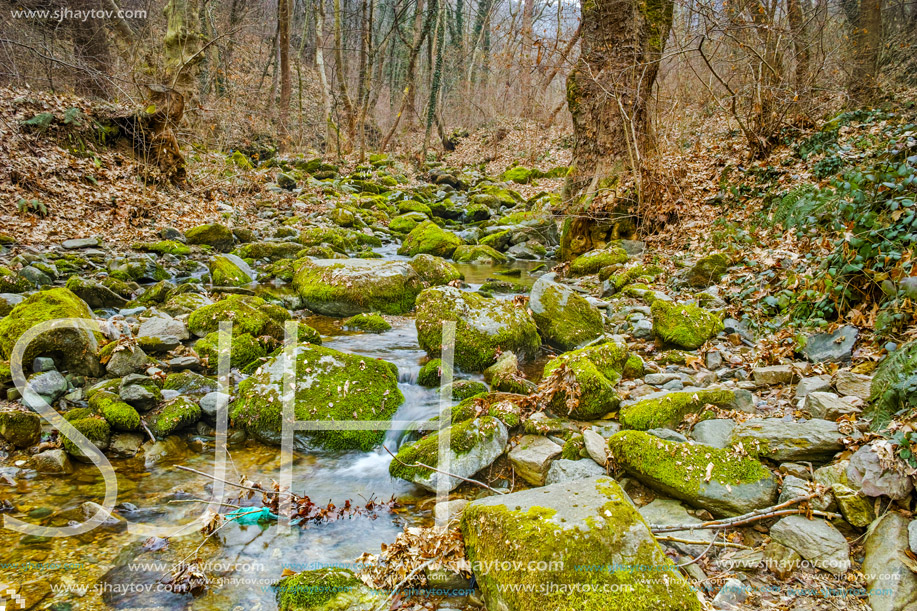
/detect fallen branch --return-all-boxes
[175,464,296,497]
[656,535,750,550]
[383,445,507,495]
[650,493,840,534]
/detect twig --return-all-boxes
[371,556,442,611]
[675,531,719,567]
[175,465,297,497]
[650,493,839,534]
[656,535,750,550]
[167,499,242,509]
[141,421,156,443]
[382,445,507,495]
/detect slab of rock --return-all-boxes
[137,314,189,342]
[544,458,606,484]
[752,363,807,386]
[461,477,701,611]
[801,325,858,362]
[834,370,872,401]
[508,435,562,486]
[769,515,850,575]
[638,498,715,556]
[30,448,72,474]
[804,392,861,420]
[23,370,68,409]
[795,376,831,398]
[609,430,778,517]
[106,345,148,377]
[832,483,875,527]
[62,238,99,249]
[729,418,853,462]
[691,419,736,449]
[863,513,917,611]
[582,428,608,466]
[847,443,914,499]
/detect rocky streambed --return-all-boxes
[0,160,914,611]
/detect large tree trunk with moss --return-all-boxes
[561,0,674,259]
[163,0,206,95]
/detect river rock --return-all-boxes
[0,287,101,376]
[508,435,562,486]
[832,483,875,527]
[847,442,914,499]
[638,498,715,557]
[199,391,231,419]
[544,458,605,484]
[686,253,730,288]
[397,221,463,258]
[232,343,403,451]
[0,408,41,448]
[108,433,144,458]
[106,344,148,377]
[540,340,630,419]
[81,501,127,533]
[795,376,831,397]
[863,512,917,611]
[609,430,778,517]
[137,313,188,344]
[460,477,701,611]
[801,325,858,362]
[273,568,386,610]
[209,254,254,286]
[65,276,128,309]
[752,363,806,386]
[770,515,850,575]
[834,370,872,401]
[31,448,72,474]
[778,475,833,511]
[528,273,603,351]
[293,258,425,316]
[185,223,234,251]
[651,301,723,350]
[415,286,540,372]
[22,370,68,409]
[389,416,507,493]
[690,418,736,449]
[582,428,608,466]
[63,238,99,249]
[729,418,853,462]
[803,391,860,420]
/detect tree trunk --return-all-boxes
[520,0,535,116]
[561,0,674,258]
[279,0,292,124]
[848,0,884,105]
[315,0,338,155]
[787,0,809,93]
[163,0,206,96]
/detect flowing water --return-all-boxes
[0,257,549,610]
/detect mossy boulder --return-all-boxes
[108,255,169,282]
[448,379,488,400]
[609,430,778,517]
[501,166,536,184]
[135,280,175,305]
[686,253,730,287]
[397,221,463,258]
[461,477,701,611]
[0,266,32,293]
[417,358,442,387]
[65,276,128,309]
[61,416,111,461]
[90,391,141,432]
[185,223,234,251]
[541,340,630,419]
[149,397,201,438]
[529,273,603,351]
[619,389,737,430]
[208,255,254,286]
[162,370,219,396]
[869,340,917,424]
[132,240,191,256]
[452,244,508,264]
[194,331,266,369]
[389,212,428,233]
[231,343,403,451]
[0,407,40,448]
[161,291,213,317]
[273,568,384,611]
[415,286,541,372]
[484,352,536,395]
[293,258,425,316]
[651,301,723,350]
[342,313,391,333]
[479,230,511,252]
[188,295,286,339]
[299,227,381,254]
[452,392,523,428]
[569,247,628,276]
[0,287,101,376]
[234,241,302,261]
[389,416,508,492]
[408,254,463,285]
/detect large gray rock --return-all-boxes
[23,370,68,409]
[389,417,508,493]
[847,442,914,499]
[863,512,917,611]
[778,475,833,511]
[105,344,148,377]
[293,258,426,316]
[834,370,872,401]
[729,418,854,462]
[31,448,73,474]
[137,313,189,342]
[544,458,606,485]
[770,516,850,575]
[803,392,860,420]
[508,435,562,486]
[582,427,608,466]
[528,273,603,351]
[461,477,701,611]
[795,376,831,398]
[690,419,736,449]
[801,325,858,362]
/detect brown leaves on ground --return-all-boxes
[357,526,470,592]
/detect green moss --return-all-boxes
[619,389,735,430]
[569,247,628,276]
[299,227,380,253]
[623,354,645,378]
[417,358,442,387]
[609,430,771,495]
[389,212,428,233]
[389,416,502,481]
[562,434,587,460]
[231,343,403,451]
[687,253,730,287]
[0,408,40,447]
[452,393,522,427]
[606,264,663,290]
[209,256,253,286]
[479,230,510,251]
[163,371,218,395]
[541,341,630,419]
[651,301,724,350]
[132,240,191,256]
[449,379,489,400]
[502,166,536,184]
[135,280,175,305]
[293,259,424,316]
[185,223,234,251]
[151,397,201,438]
[0,266,32,293]
[397,221,463,258]
[273,568,367,611]
[408,254,463,285]
[234,241,302,261]
[531,280,603,351]
[262,259,296,281]
[61,416,110,458]
[460,477,701,611]
[453,244,508,264]
[90,391,141,432]
[195,331,266,370]
[188,295,284,339]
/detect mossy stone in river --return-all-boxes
[188,295,286,339]
[0,266,32,293]
[541,340,630,419]
[460,477,701,611]
[569,246,628,276]
[651,300,723,350]
[293,258,425,316]
[298,226,381,254]
[448,379,488,400]
[0,407,40,448]
[64,276,128,309]
[397,221,463,258]
[150,397,201,438]
[479,230,511,252]
[163,371,219,396]
[619,389,736,430]
[185,223,234,251]
[195,331,266,369]
[132,240,191,256]
[408,254,463,285]
[273,567,384,611]
[61,416,110,461]
[208,255,253,286]
[389,212,428,233]
[415,286,540,372]
[609,430,778,517]
[234,241,302,261]
[342,313,391,333]
[90,391,141,432]
[231,343,403,451]
[0,287,101,376]
[417,358,442,387]
[528,273,603,351]
[452,244,508,264]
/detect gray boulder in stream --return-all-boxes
[231,342,403,451]
[529,272,603,350]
